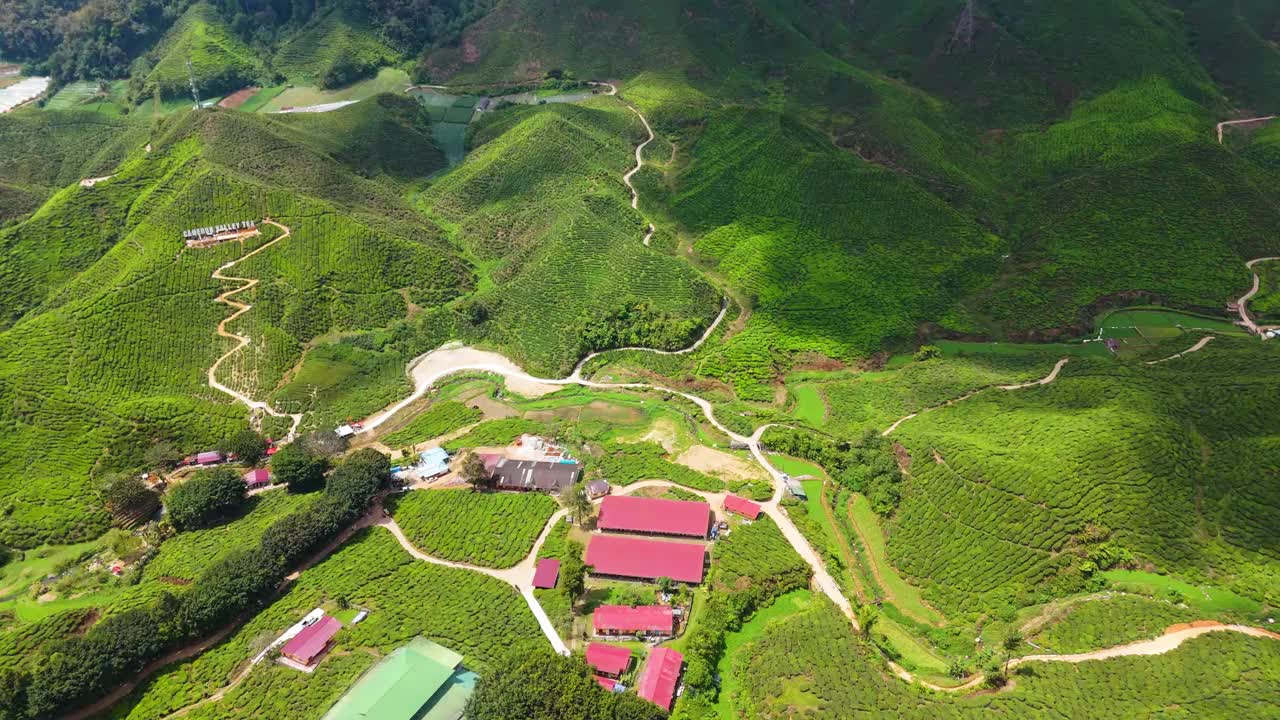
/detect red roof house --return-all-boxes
[242,468,271,488]
[532,558,560,589]
[637,647,684,710]
[723,494,762,520]
[196,451,223,465]
[280,616,340,666]
[592,605,675,636]
[597,496,710,538]
[585,642,633,677]
[585,535,706,584]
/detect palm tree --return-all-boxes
[561,480,593,524]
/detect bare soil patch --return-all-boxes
[675,445,764,481]
[218,87,259,109]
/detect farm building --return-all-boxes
[585,642,633,677]
[196,451,224,466]
[723,494,762,520]
[281,616,340,667]
[532,558,560,589]
[637,647,684,711]
[595,676,620,691]
[597,496,710,538]
[335,425,356,439]
[417,448,450,478]
[585,535,706,584]
[491,458,581,493]
[321,638,475,720]
[784,477,806,500]
[586,479,611,499]
[592,605,675,637]
[243,468,271,489]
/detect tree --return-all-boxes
[913,344,942,361]
[856,604,880,640]
[656,576,674,595]
[165,469,245,531]
[271,443,327,493]
[560,548,587,601]
[143,441,182,469]
[224,429,267,465]
[1002,632,1024,673]
[459,452,492,490]
[100,474,159,521]
[560,480,592,524]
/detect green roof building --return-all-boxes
[322,638,475,720]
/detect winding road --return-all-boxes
[1216,115,1277,143]
[1235,256,1280,335]
[207,219,304,441]
[881,359,1069,436]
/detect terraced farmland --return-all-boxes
[388,490,557,568]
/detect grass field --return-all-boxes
[257,68,410,112]
[1100,570,1262,614]
[846,494,943,626]
[790,385,826,426]
[710,589,813,719]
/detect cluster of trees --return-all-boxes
[0,448,389,719]
[271,442,328,492]
[166,469,246,530]
[465,649,666,720]
[764,428,903,515]
[575,300,706,356]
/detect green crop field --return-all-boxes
[143,490,310,582]
[105,528,543,720]
[730,599,1280,719]
[1023,594,1197,654]
[143,4,264,100]
[387,489,557,568]
[271,8,400,86]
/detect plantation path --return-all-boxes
[591,81,656,245]
[374,510,571,655]
[207,219,304,441]
[1216,116,1277,143]
[1013,621,1280,666]
[1145,334,1216,365]
[881,359,1069,437]
[1235,256,1280,334]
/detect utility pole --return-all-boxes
[186,59,202,110]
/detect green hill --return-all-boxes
[0,97,460,547]
[272,7,401,87]
[142,3,264,101]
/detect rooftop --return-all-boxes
[281,616,340,665]
[592,605,674,635]
[637,647,684,710]
[532,558,560,589]
[585,642,633,675]
[321,638,465,720]
[585,535,705,584]
[491,458,581,493]
[597,495,710,537]
[723,494,762,520]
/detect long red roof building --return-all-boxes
[597,495,710,537]
[592,605,675,636]
[637,647,684,710]
[585,535,706,584]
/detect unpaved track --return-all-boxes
[1235,256,1280,334]
[1145,335,1215,365]
[1216,116,1277,143]
[882,359,1069,437]
[208,219,303,441]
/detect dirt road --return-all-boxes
[881,359,1069,437]
[1235,256,1280,334]
[207,220,304,440]
[1216,116,1277,143]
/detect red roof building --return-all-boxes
[723,494,762,520]
[585,642,633,677]
[585,535,706,584]
[196,451,223,465]
[243,468,271,488]
[595,676,619,691]
[532,558,560,589]
[597,496,710,538]
[592,605,675,637]
[280,616,340,666]
[637,647,684,710]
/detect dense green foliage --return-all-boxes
[269,443,327,493]
[165,469,246,531]
[1026,595,1196,654]
[0,449,387,718]
[762,429,903,514]
[466,649,666,720]
[380,400,482,447]
[388,489,556,568]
